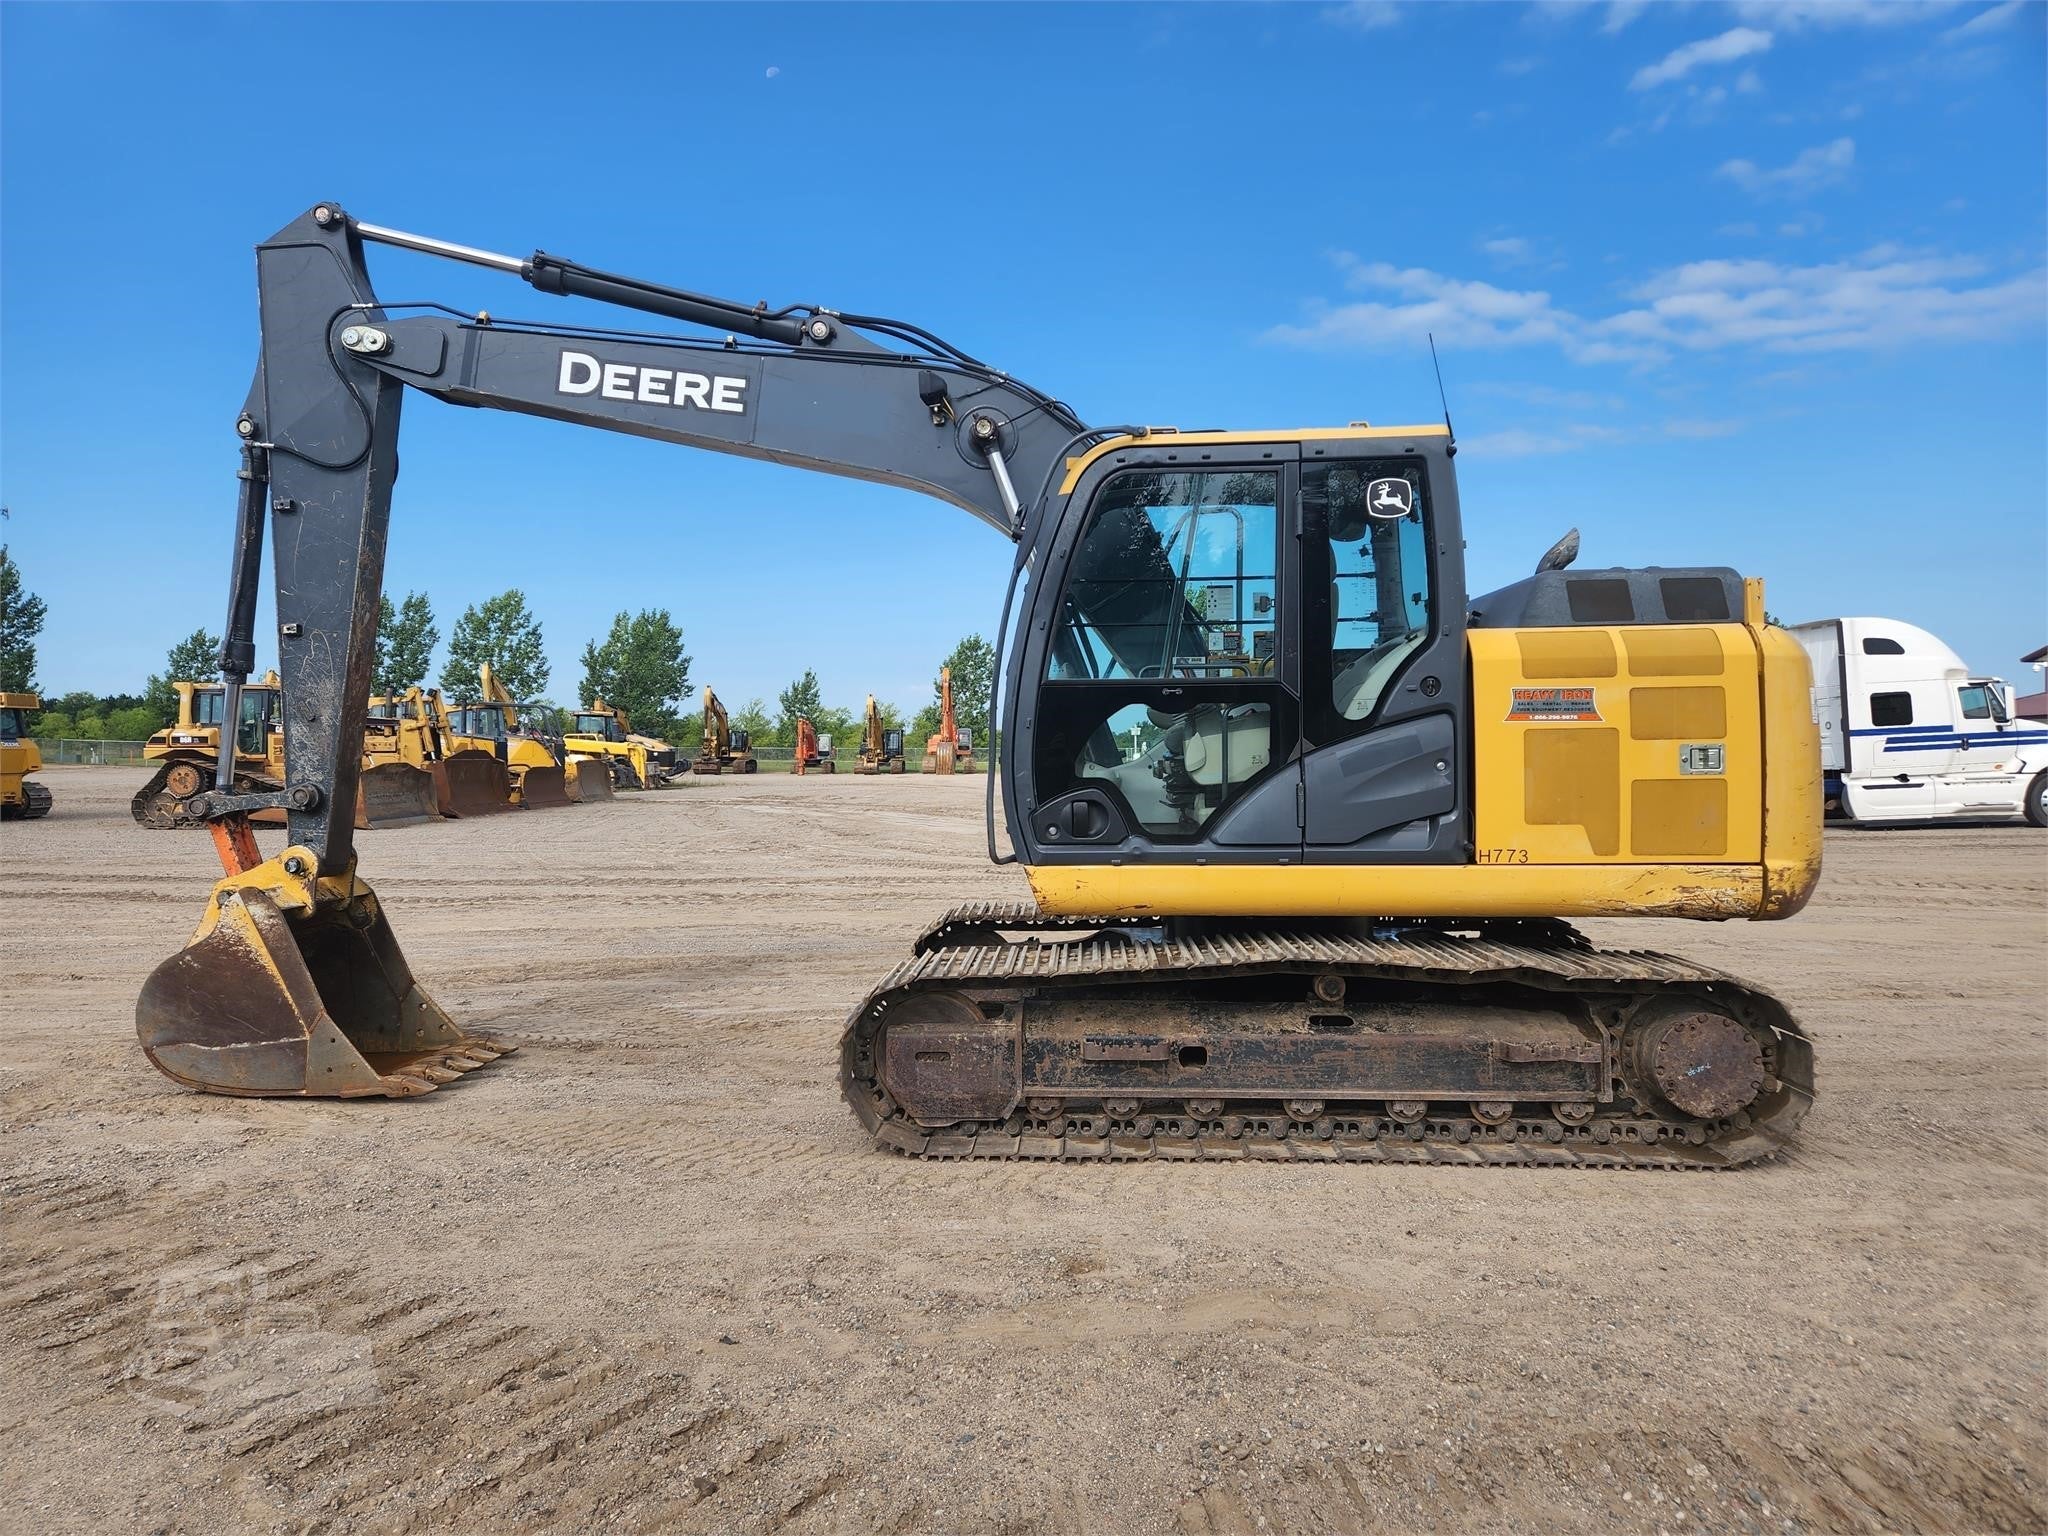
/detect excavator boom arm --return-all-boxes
[208,204,1090,875]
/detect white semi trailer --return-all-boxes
[1792,618,2048,827]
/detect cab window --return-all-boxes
[0,708,23,740]
[1047,470,1278,681]
[1303,459,1434,740]
[1038,467,1288,840]
[1958,685,1991,721]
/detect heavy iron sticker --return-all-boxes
[1507,686,1602,722]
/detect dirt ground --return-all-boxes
[3,764,2043,1535]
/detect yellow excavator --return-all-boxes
[0,693,53,820]
[366,686,515,818]
[564,697,673,789]
[691,686,757,774]
[921,666,973,775]
[856,695,907,774]
[135,206,1818,1168]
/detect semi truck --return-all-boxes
[1792,618,2048,827]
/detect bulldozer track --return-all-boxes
[840,903,1812,1170]
[130,762,281,830]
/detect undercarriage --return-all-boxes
[839,904,1813,1169]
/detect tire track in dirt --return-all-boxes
[2,1170,867,1534]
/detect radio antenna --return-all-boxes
[1428,332,1456,455]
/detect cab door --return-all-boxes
[1298,444,1468,862]
[1020,448,1304,862]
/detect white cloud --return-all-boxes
[1461,419,1744,458]
[1482,236,1533,263]
[1262,245,2045,365]
[1472,382,1627,411]
[1500,55,1544,76]
[1735,67,1764,92]
[764,65,781,78]
[1321,1,1403,30]
[1601,248,2046,353]
[1631,27,1774,90]
[1718,221,1761,237]
[1601,1,1651,34]
[1726,1,1962,28]
[1262,257,1578,353]
[1716,136,1855,196]
[1943,0,2024,39]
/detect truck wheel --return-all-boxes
[2025,770,2048,828]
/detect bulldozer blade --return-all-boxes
[515,765,574,810]
[565,760,614,803]
[355,764,442,829]
[440,753,514,817]
[136,885,514,1098]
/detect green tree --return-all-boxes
[106,705,160,741]
[775,670,825,745]
[144,629,223,726]
[577,608,693,739]
[912,635,997,754]
[375,590,440,695]
[0,545,47,692]
[732,696,772,745]
[440,589,547,701]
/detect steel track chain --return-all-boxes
[845,906,1814,1171]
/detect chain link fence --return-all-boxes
[36,738,153,766]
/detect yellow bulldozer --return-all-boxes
[366,686,516,818]
[0,693,53,820]
[690,686,757,774]
[133,675,286,828]
[136,673,441,829]
[442,663,607,807]
[564,697,674,789]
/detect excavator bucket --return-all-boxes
[136,851,514,1098]
[440,752,514,817]
[514,765,573,809]
[354,764,442,829]
[565,759,614,803]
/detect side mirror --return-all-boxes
[1990,685,2011,724]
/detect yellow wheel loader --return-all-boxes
[690,686,757,774]
[564,697,673,789]
[0,694,53,820]
[369,687,518,817]
[136,207,1819,1165]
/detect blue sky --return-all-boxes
[3,0,2043,716]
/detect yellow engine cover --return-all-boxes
[1470,623,1761,865]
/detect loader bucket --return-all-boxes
[355,764,442,829]
[440,753,514,817]
[565,759,614,803]
[515,765,573,810]
[136,876,513,1098]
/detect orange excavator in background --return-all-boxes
[793,716,835,774]
[922,666,972,774]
